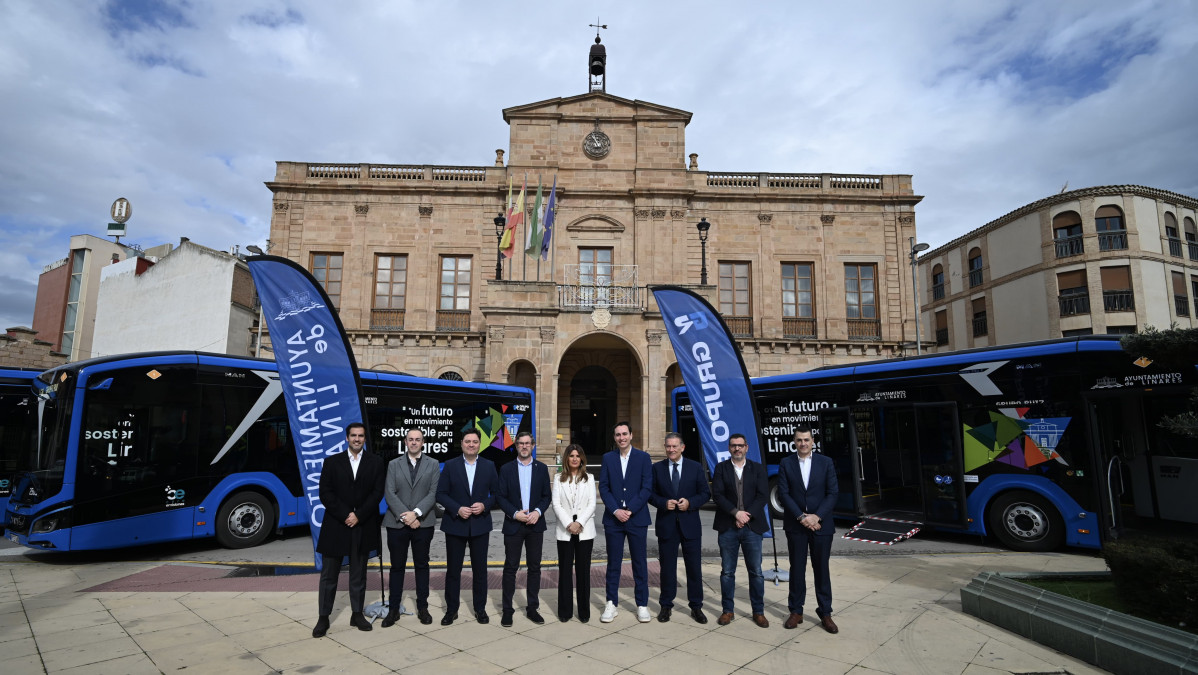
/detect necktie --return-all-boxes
[671,462,680,494]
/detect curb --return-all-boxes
[960,571,1198,675]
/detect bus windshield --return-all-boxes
[19,368,75,503]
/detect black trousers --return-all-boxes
[444,532,490,613]
[786,528,834,617]
[318,529,368,617]
[658,532,704,609]
[502,529,544,612]
[386,525,434,611]
[556,537,594,621]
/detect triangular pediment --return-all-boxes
[503,92,692,125]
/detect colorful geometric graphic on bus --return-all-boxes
[962,412,1069,472]
[463,405,518,451]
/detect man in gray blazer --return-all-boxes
[381,428,440,626]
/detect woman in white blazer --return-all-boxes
[552,443,597,622]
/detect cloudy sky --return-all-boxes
[2,0,1196,332]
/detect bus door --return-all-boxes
[912,403,967,527]
[818,407,863,516]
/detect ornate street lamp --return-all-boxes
[245,242,271,357]
[909,237,930,355]
[493,213,506,281]
[696,217,711,285]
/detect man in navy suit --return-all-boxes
[711,433,771,628]
[778,425,840,634]
[312,422,385,638]
[650,432,710,624]
[436,429,498,625]
[496,431,552,627]
[598,421,654,623]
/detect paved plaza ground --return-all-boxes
[0,550,1112,674]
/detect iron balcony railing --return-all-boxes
[1054,235,1084,258]
[782,317,817,339]
[935,328,949,345]
[1102,290,1134,312]
[969,269,983,287]
[370,308,405,331]
[1168,238,1183,257]
[1188,241,1198,261]
[435,309,470,331]
[1176,294,1191,317]
[723,316,753,337]
[1059,290,1091,317]
[932,283,945,300]
[1098,231,1128,251]
[972,314,988,337]
[847,318,881,340]
[557,264,642,310]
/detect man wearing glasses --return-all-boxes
[711,433,771,628]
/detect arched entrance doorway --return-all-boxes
[557,332,644,458]
[569,366,616,456]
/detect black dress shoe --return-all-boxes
[476,610,490,624]
[418,608,433,625]
[657,606,672,622]
[312,615,329,638]
[501,609,514,627]
[578,613,590,623]
[526,609,545,624]
[350,612,373,631]
[441,611,457,626]
[691,607,708,624]
[381,611,400,628]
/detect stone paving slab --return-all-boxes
[0,553,1113,674]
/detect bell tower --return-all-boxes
[588,22,607,92]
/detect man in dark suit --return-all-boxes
[651,432,710,624]
[380,428,439,627]
[778,425,840,633]
[496,431,553,627]
[598,421,654,623]
[436,429,498,625]
[312,422,386,638]
[711,433,770,628]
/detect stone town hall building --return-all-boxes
[265,40,923,457]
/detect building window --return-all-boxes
[310,253,343,309]
[61,248,86,354]
[934,310,948,346]
[1105,325,1136,335]
[931,264,945,300]
[1053,211,1084,258]
[719,262,752,336]
[437,256,472,331]
[1172,271,1189,317]
[371,254,407,330]
[781,263,815,338]
[1165,213,1182,257]
[1062,328,1094,337]
[1099,266,1134,313]
[968,248,983,287]
[579,248,612,286]
[438,371,464,381]
[845,264,880,339]
[1057,270,1090,316]
[1095,205,1127,251]
[1185,217,1198,261]
[971,298,987,337]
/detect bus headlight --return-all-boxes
[31,509,70,534]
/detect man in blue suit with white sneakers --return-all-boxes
[778,425,840,634]
[598,421,653,623]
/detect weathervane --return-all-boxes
[589,17,607,39]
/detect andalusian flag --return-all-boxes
[525,177,544,257]
[500,176,526,258]
[540,176,557,261]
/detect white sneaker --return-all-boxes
[637,606,651,623]
[601,601,618,623]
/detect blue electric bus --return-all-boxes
[4,352,533,551]
[0,367,40,514]
[672,336,1197,551]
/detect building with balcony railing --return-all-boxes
[918,185,1198,352]
[261,38,923,454]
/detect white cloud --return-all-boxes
[0,0,1195,333]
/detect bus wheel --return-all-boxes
[768,477,785,520]
[216,491,275,549]
[987,490,1064,552]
